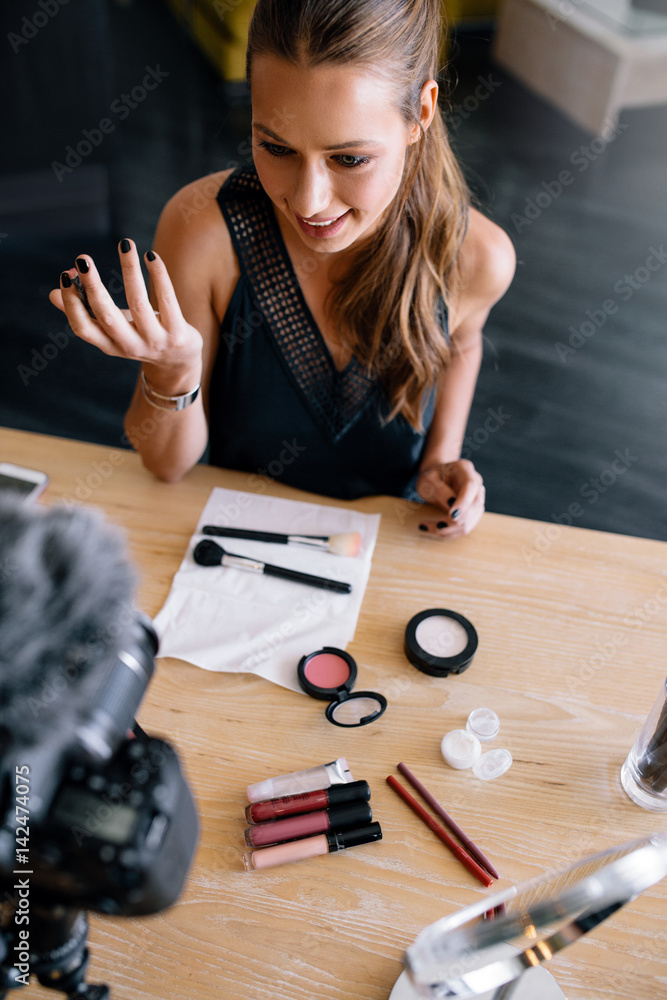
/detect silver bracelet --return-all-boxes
[140,370,201,411]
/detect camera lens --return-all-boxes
[76,613,158,760]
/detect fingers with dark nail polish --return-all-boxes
[419,524,428,532]
[447,497,456,508]
[451,509,461,520]
[120,238,131,254]
[76,257,89,274]
[71,273,96,318]
[145,250,156,262]
[61,271,72,288]
[436,521,447,530]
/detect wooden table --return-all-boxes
[3,426,666,1000]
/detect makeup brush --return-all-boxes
[202,525,362,557]
[193,539,352,594]
[71,273,97,319]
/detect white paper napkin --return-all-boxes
[153,487,381,692]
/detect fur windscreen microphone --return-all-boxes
[0,495,137,752]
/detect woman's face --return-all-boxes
[250,55,425,257]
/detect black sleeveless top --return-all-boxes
[208,165,448,501]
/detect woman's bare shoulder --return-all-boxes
[456,206,516,312]
[153,169,240,321]
[155,169,236,253]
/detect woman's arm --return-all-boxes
[122,172,238,481]
[416,208,516,536]
[49,171,237,483]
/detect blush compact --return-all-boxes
[297,647,387,728]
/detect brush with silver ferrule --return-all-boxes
[202,525,362,557]
[193,539,352,594]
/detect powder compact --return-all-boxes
[404,608,478,677]
[297,647,387,728]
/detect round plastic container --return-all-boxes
[441,729,482,769]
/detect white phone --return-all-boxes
[0,462,49,502]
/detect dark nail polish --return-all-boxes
[418,523,428,532]
[145,250,156,262]
[120,238,131,254]
[451,509,461,520]
[60,271,72,288]
[436,521,447,530]
[76,257,89,274]
[447,497,456,507]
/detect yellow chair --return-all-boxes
[162,0,255,84]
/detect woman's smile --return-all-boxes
[294,209,351,239]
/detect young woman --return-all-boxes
[50,0,515,538]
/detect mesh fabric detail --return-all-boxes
[218,166,379,443]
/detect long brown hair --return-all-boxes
[246,0,470,430]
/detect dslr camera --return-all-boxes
[0,498,199,999]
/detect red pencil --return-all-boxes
[397,762,499,880]
[386,775,493,888]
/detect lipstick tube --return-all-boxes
[245,801,372,847]
[245,779,370,824]
[246,758,352,803]
[242,822,382,871]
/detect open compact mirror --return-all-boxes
[297,646,387,727]
[390,833,667,1000]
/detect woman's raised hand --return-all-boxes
[415,459,486,538]
[48,239,203,389]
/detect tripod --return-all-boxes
[0,904,109,999]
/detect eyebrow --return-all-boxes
[252,123,383,150]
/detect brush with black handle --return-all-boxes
[202,525,361,557]
[193,539,352,593]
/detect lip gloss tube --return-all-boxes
[245,779,370,824]
[245,801,372,847]
[246,758,352,803]
[242,822,382,871]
